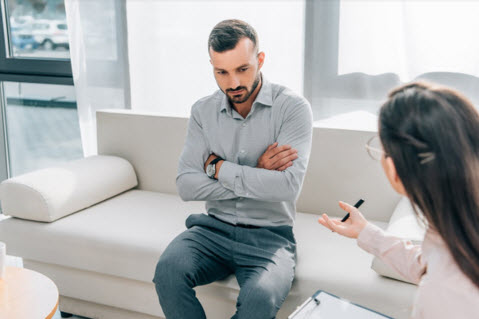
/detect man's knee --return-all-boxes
[153,255,170,285]
[237,283,288,318]
[251,286,282,316]
[153,251,192,289]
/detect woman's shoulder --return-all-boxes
[414,256,479,319]
[421,229,475,289]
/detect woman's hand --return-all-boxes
[318,201,369,239]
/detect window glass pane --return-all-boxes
[127,0,305,117]
[6,0,70,59]
[3,82,82,176]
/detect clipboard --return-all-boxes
[288,290,393,319]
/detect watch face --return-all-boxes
[206,163,215,177]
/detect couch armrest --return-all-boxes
[0,155,138,222]
[371,197,426,284]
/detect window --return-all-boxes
[6,0,70,59]
[3,82,81,176]
[0,0,81,182]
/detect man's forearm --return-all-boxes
[176,170,237,201]
[217,161,305,202]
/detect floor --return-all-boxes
[52,309,87,319]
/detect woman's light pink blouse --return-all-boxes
[357,223,479,319]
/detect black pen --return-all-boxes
[341,199,365,222]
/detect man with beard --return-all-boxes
[153,19,313,319]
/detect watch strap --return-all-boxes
[210,156,224,166]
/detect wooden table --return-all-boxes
[0,266,59,319]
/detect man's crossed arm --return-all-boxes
[176,101,313,202]
[204,142,298,179]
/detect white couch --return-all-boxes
[0,110,421,319]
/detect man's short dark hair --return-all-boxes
[208,19,258,53]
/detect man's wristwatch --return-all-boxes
[206,156,223,180]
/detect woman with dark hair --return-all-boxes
[318,82,479,318]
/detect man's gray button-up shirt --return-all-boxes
[176,78,313,227]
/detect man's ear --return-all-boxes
[257,51,265,69]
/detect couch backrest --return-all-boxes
[97,110,400,222]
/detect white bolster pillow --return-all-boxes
[371,197,426,284]
[0,155,138,222]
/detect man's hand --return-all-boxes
[256,142,298,171]
[204,154,224,179]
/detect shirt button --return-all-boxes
[242,123,247,127]
[240,150,245,154]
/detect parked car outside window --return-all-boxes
[31,19,69,50]
[10,26,38,51]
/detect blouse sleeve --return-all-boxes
[357,222,427,284]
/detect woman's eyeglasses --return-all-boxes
[365,135,435,164]
[365,135,385,161]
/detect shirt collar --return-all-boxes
[254,76,273,107]
[220,93,230,114]
[220,75,273,114]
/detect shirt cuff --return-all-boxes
[357,222,385,255]
[217,161,242,193]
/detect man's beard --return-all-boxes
[225,73,261,104]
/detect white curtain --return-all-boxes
[65,0,130,156]
[65,0,479,134]
[306,0,479,125]
[338,1,479,81]
[127,0,305,118]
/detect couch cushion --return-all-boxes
[0,156,138,222]
[386,197,425,241]
[0,190,198,282]
[0,190,416,317]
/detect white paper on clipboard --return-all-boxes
[289,291,392,319]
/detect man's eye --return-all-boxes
[240,68,248,72]
[217,71,226,75]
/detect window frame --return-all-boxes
[0,0,73,80]
[0,0,74,187]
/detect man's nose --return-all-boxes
[229,76,240,89]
